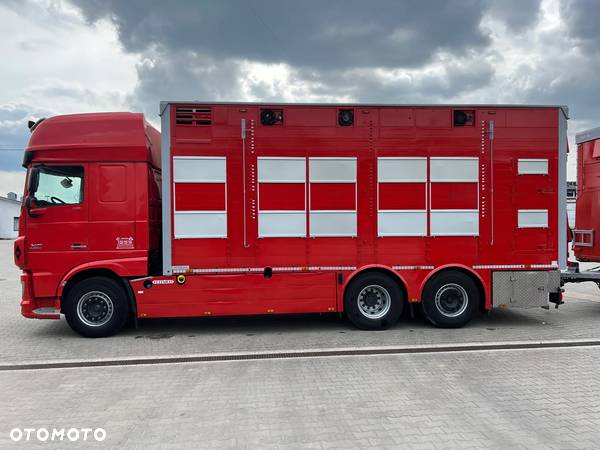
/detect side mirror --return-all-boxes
[60,177,73,189]
[28,167,40,195]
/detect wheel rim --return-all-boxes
[357,285,391,319]
[434,283,468,318]
[76,291,114,327]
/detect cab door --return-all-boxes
[24,164,88,297]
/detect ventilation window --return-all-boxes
[260,109,284,126]
[175,107,212,126]
[338,109,354,126]
[453,110,475,127]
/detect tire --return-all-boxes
[421,270,478,328]
[63,276,130,338]
[344,272,404,330]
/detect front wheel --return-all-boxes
[421,270,479,328]
[344,273,404,330]
[63,277,130,338]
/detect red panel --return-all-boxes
[175,183,225,211]
[133,272,337,318]
[380,108,414,127]
[431,182,478,209]
[310,183,356,210]
[379,183,426,210]
[259,183,305,211]
[415,109,451,128]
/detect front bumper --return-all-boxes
[20,272,60,320]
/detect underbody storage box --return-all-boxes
[492,270,560,308]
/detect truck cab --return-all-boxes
[14,113,161,336]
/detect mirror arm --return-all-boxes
[25,196,43,218]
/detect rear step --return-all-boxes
[32,307,60,318]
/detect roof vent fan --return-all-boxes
[453,110,474,127]
[338,109,354,126]
[260,109,283,126]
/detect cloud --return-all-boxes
[561,0,600,48]
[66,0,593,183]
[486,0,542,30]
[70,0,528,123]
[4,0,600,184]
[0,104,51,171]
[72,0,494,70]
[128,49,246,120]
[0,1,140,172]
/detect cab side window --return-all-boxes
[33,165,84,206]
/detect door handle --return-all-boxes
[71,243,88,250]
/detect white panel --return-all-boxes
[173,157,226,183]
[378,157,427,182]
[518,159,548,175]
[310,211,357,237]
[378,211,427,236]
[258,212,306,237]
[430,157,479,182]
[174,212,227,238]
[430,210,479,236]
[258,158,305,183]
[309,158,356,182]
[518,210,548,228]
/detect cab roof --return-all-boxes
[25,112,161,169]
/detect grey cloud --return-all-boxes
[64,0,600,140]
[0,104,49,170]
[289,56,495,104]
[486,0,541,30]
[69,0,525,118]
[72,0,494,70]
[561,0,600,49]
[129,50,245,119]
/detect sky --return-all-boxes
[1,0,599,195]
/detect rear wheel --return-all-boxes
[421,270,478,328]
[344,273,404,330]
[63,277,130,338]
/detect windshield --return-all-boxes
[31,165,84,206]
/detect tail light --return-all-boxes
[14,236,25,268]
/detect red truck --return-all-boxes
[14,103,568,337]
[562,127,600,285]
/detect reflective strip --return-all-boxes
[186,266,358,274]
[473,264,526,269]
[172,265,190,274]
[173,264,558,274]
[192,267,264,273]
[473,264,557,269]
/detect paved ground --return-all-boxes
[2,239,600,448]
[2,347,600,449]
